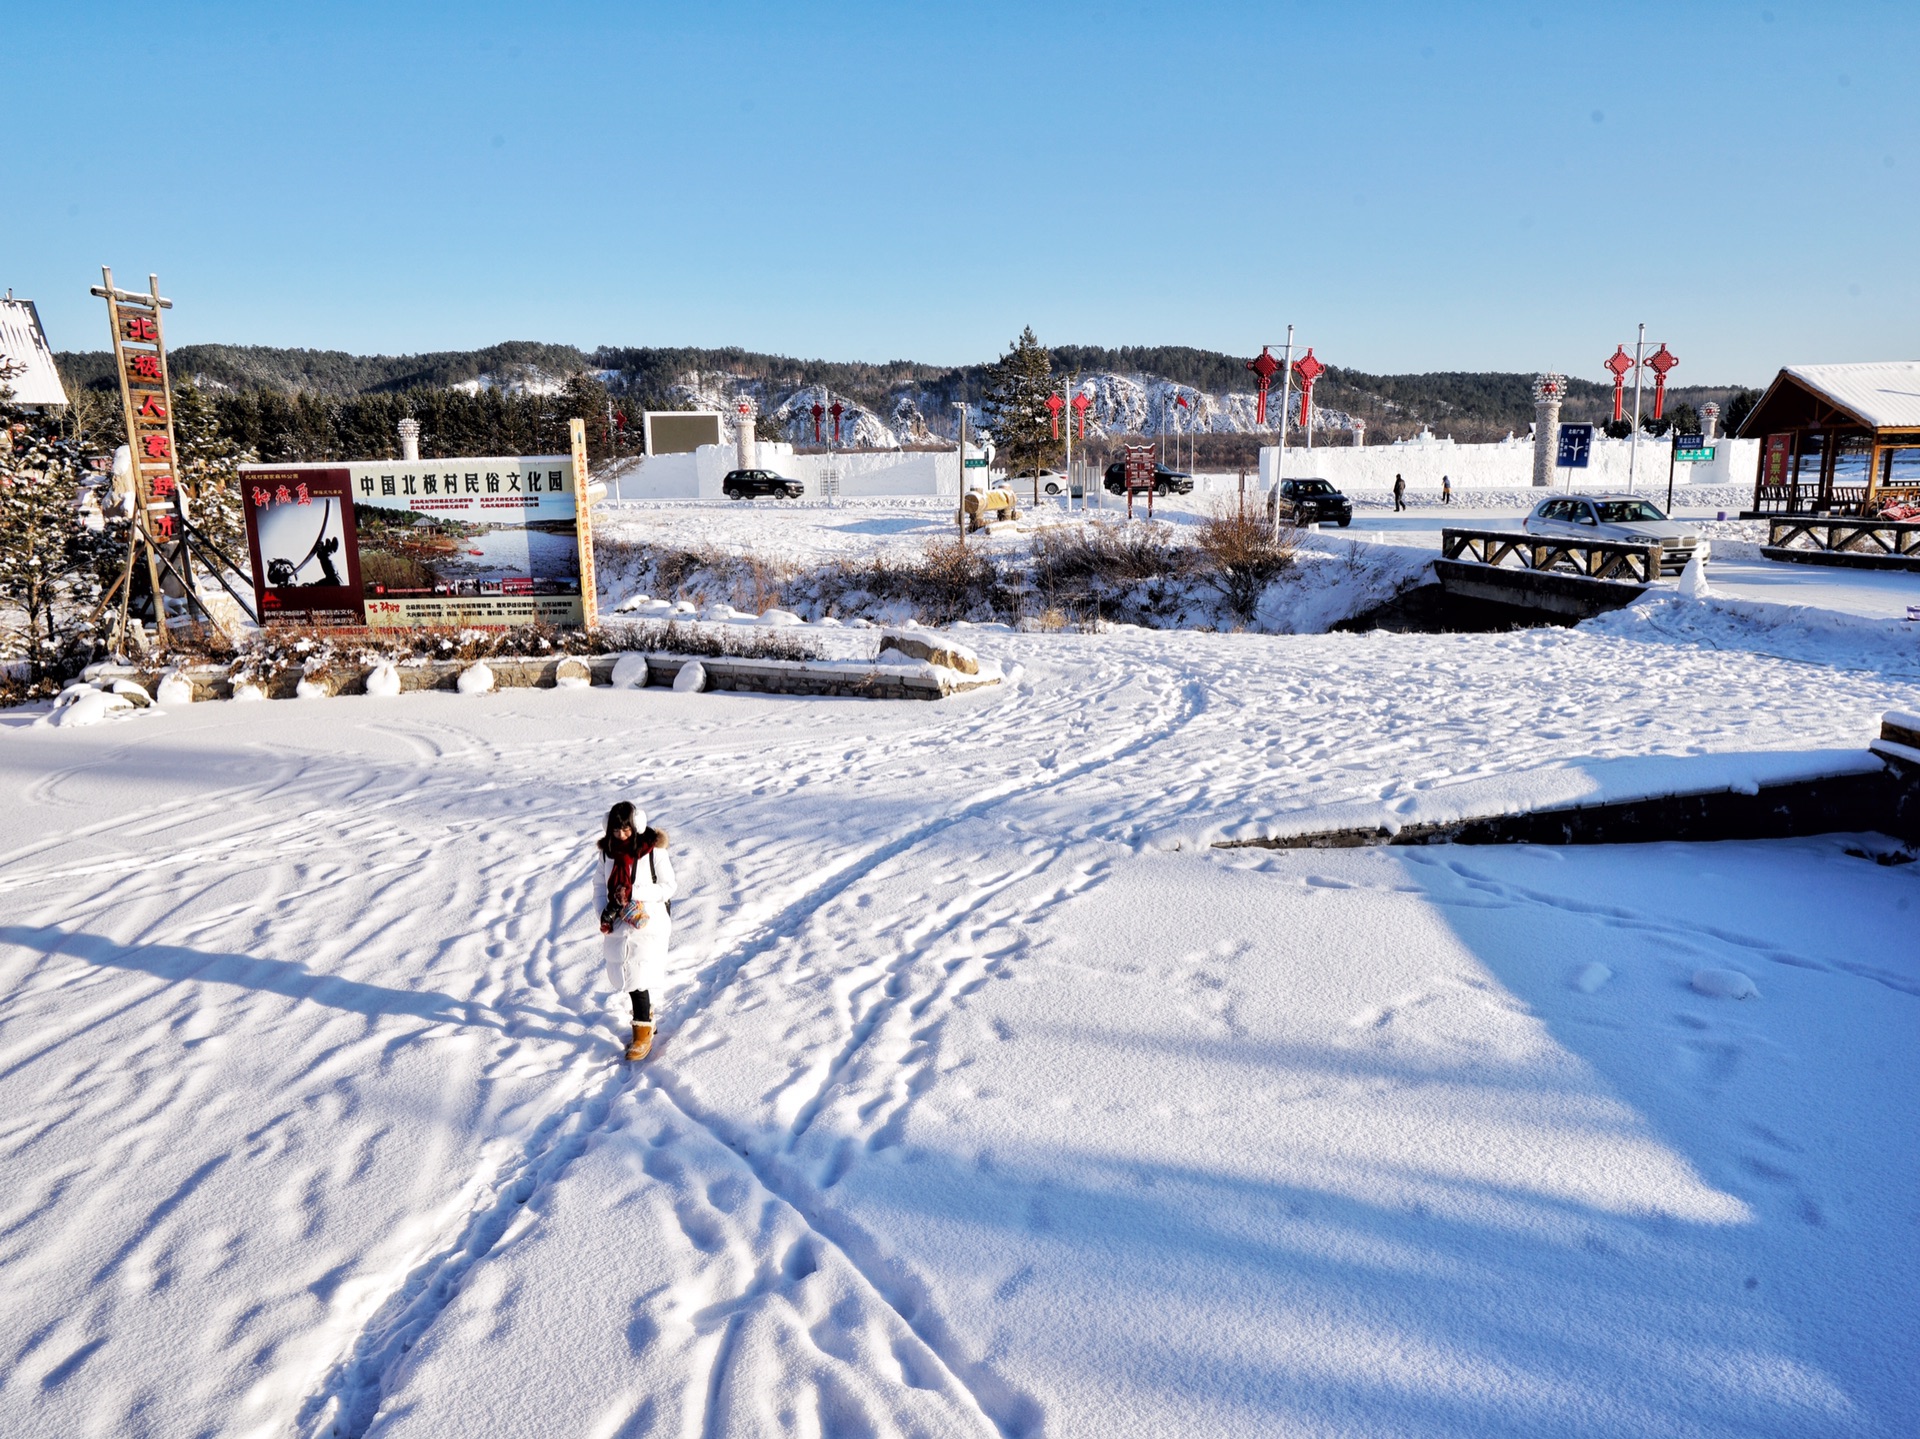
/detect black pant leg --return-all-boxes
[630,989,651,1023]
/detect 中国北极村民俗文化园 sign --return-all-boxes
[238,457,586,630]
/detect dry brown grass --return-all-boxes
[1194,502,1299,618]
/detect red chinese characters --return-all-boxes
[126,316,158,343]
[252,486,271,507]
[275,484,293,504]
[137,393,168,421]
[129,354,163,381]
[296,483,311,505]
[142,433,172,460]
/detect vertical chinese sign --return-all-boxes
[90,268,184,645]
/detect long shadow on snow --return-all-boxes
[1382,838,1920,1438]
[0,924,580,1049]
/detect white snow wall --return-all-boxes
[1260,436,1758,492]
[610,445,976,500]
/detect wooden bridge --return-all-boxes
[1433,529,1662,620]
[1761,515,1920,572]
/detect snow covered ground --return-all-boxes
[3,505,1918,1438]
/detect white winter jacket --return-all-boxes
[596,840,677,992]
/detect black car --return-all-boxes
[1269,477,1353,527]
[1102,461,1195,497]
[722,468,804,500]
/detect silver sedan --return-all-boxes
[1522,494,1705,573]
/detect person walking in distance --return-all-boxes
[1393,473,1408,512]
[595,801,677,1061]
[1441,474,1452,505]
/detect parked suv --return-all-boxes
[722,469,804,500]
[1102,461,1195,497]
[1268,477,1353,528]
[1522,494,1704,573]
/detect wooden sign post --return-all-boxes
[569,417,599,626]
[90,268,183,648]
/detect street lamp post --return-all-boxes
[1628,322,1645,494]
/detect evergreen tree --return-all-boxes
[1723,388,1761,437]
[171,381,250,562]
[1665,402,1701,438]
[980,327,1055,499]
[0,389,114,684]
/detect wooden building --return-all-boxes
[1738,362,1920,515]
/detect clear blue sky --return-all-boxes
[8,2,1914,384]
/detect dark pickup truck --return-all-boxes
[1103,462,1195,497]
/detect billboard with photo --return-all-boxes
[239,456,585,628]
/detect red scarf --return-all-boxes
[606,832,650,907]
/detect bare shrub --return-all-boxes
[1194,502,1298,619]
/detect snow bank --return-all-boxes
[672,660,706,692]
[1586,593,1920,679]
[364,662,402,698]
[155,672,195,707]
[1691,967,1760,999]
[610,653,651,689]
[455,663,495,695]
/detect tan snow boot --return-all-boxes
[624,1022,654,1062]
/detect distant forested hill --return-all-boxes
[54,340,1746,446]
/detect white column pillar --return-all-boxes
[1530,374,1566,487]
[397,418,421,462]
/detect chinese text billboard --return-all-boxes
[239,456,585,629]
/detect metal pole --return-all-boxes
[1627,322,1645,494]
[1063,380,1073,513]
[954,401,967,541]
[1272,324,1295,539]
[1666,439,1678,514]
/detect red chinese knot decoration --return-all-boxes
[1046,393,1064,439]
[1246,346,1281,427]
[1603,346,1635,422]
[1291,349,1327,435]
[810,402,825,443]
[829,400,844,445]
[1070,391,1090,438]
[1643,344,1678,421]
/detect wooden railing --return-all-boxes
[1766,516,1920,560]
[1440,529,1663,585]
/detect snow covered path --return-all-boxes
[1,619,1916,1437]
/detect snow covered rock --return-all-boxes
[154,672,195,707]
[878,628,979,674]
[364,662,402,698]
[46,688,134,727]
[613,591,652,612]
[759,608,803,627]
[295,675,332,700]
[1691,968,1758,1000]
[670,600,697,616]
[231,681,266,702]
[110,679,153,708]
[611,654,651,689]
[1678,555,1712,600]
[554,657,592,689]
[456,663,495,695]
[672,660,707,693]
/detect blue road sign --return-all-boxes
[1556,423,1594,469]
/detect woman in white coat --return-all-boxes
[595,801,677,1060]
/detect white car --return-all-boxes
[1522,494,1705,574]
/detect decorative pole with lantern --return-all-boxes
[810,401,825,445]
[829,400,845,447]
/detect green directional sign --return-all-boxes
[1674,446,1715,462]
[963,457,989,468]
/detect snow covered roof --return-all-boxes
[0,298,68,407]
[1779,363,1920,430]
